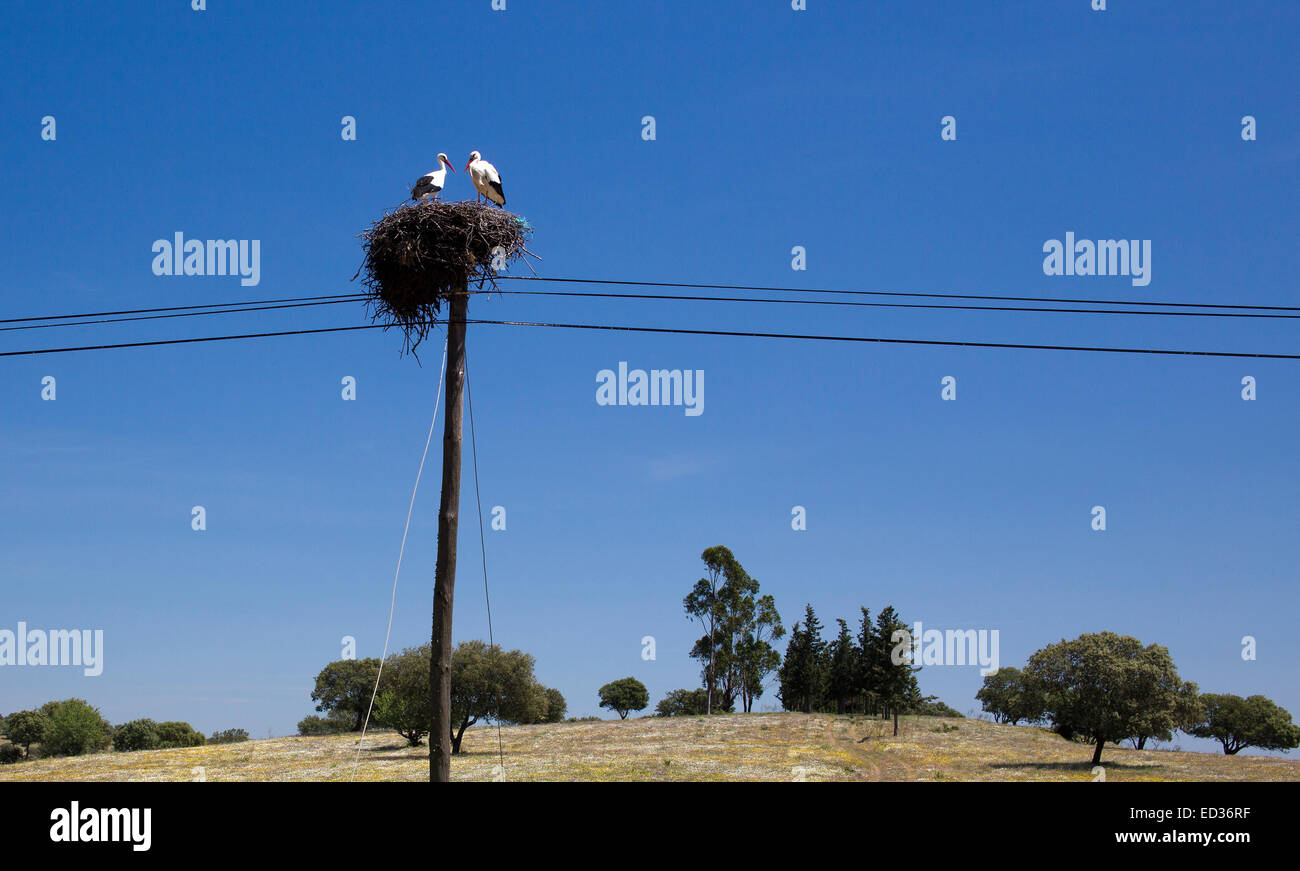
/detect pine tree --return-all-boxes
[778,622,808,713]
[778,604,828,713]
[856,607,876,715]
[871,606,919,735]
[827,619,859,714]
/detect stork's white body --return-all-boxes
[411,153,454,201]
[466,151,506,207]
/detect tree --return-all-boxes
[683,546,738,714]
[866,606,920,735]
[39,699,112,757]
[538,687,567,723]
[208,729,250,744]
[598,677,650,719]
[371,641,547,752]
[683,546,783,714]
[1188,694,1300,755]
[734,593,784,713]
[654,688,711,717]
[3,710,49,757]
[310,658,381,731]
[975,667,1043,725]
[827,619,859,715]
[855,608,876,715]
[778,605,828,714]
[448,640,546,753]
[1128,680,1202,750]
[113,719,162,752]
[155,721,205,748]
[1023,632,1192,765]
[374,645,434,746]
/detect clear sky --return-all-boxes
[1,1,1297,757]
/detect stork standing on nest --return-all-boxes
[411,153,455,202]
[465,150,506,207]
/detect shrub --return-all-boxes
[113,719,162,752]
[912,699,965,718]
[298,712,354,736]
[208,728,250,745]
[0,743,23,764]
[154,721,205,748]
[655,688,709,717]
[39,699,112,757]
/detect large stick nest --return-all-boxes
[357,200,533,355]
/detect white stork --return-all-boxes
[465,150,506,207]
[411,153,454,202]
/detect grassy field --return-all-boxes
[2,713,1297,782]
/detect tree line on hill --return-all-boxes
[675,546,956,731]
[300,546,1300,769]
[0,700,248,764]
[298,543,946,750]
[975,631,1300,763]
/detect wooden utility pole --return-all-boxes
[429,290,467,782]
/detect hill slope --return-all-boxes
[2,714,1297,782]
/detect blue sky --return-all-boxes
[1,1,1297,757]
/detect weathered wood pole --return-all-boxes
[430,290,468,782]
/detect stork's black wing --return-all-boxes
[411,174,441,199]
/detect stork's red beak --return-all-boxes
[464,159,474,171]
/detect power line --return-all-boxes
[493,288,1300,320]
[472,318,1300,359]
[4,318,1297,360]
[0,324,379,357]
[5,277,1299,333]
[1,297,367,333]
[496,276,1300,313]
[0,293,365,325]
[9,283,1299,336]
